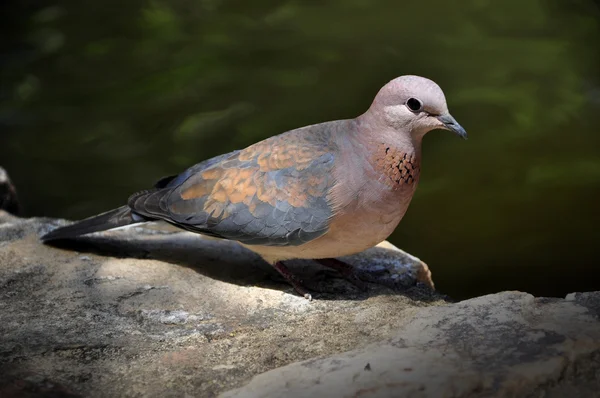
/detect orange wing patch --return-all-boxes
[242,135,328,172]
[181,165,260,219]
[133,126,338,246]
[176,128,336,232]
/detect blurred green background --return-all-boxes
[1,0,599,299]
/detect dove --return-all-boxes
[41,75,467,299]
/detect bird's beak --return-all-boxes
[437,114,468,140]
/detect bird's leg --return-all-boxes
[315,258,370,291]
[272,261,312,300]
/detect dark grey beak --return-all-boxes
[437,114,468,140]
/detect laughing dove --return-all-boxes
[42,75,467,299]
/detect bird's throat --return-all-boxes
[372,143,421,190]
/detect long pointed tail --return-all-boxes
[41,206,144,242]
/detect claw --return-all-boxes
[272,261,313,299]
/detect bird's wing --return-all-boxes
[128,127,338,246]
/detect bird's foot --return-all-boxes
[272,258,406,299]
[273,261,312,300]
[315,258,388,291]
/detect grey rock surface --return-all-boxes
[223,292,600,398]
[1,211,598,397]
[0,211,440,397]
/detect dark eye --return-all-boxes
[406,97,423,112]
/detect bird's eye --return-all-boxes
[406,98,423,112]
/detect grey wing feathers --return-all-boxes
[127,130,338,246]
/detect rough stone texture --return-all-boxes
[1,211,598,397]
[223,292,600,398]
[0,211,441,397]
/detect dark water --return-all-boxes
[2,0,600,299]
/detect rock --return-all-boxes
[0,211,442,397]
[0,167,20,215]
[223,292,600,398]
[1,211,598,397]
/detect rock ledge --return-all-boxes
[0,212,598,397]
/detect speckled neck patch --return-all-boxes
[375,144,420,188]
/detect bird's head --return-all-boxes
[369,75,467,140]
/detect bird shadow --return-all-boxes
[43,224,445,303]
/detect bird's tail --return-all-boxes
[41,206,144,242]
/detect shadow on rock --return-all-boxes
[42,220,442,302]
